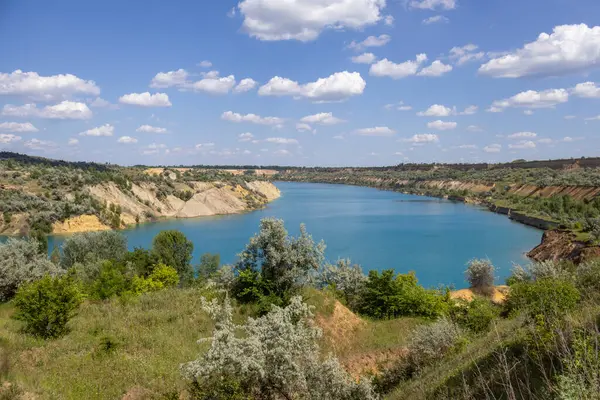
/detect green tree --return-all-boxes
[151,230,194,284]
[197,253,220,280]
[91,261,127,300]
[61,231,128,269]
[14,274,83,339]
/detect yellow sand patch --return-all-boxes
[52,215,111,234]
[450,285,509,304]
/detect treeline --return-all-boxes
[3,218,600,398]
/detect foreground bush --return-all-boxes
[0,238,61,301]
[449,297,499,334]
[13,274,83,339]
[182,296,378,399]
[319,258,366,309]
[408,317,464,368]
[465,259,495,292]
[131,264,179,294]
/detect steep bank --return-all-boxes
[527,230,600,263]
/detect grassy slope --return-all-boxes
[0,287,423,399]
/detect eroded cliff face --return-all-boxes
[527,230,600,264]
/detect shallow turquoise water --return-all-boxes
[45,182,541,288]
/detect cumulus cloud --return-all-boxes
[119,92,172,107]
[427,120,457,130]
[0,134,21,144]
[417,60,453,77]
[150,69,189,89]
[355,126,396,136]
[24,138,56,151]
[191,74,237,94]
[384,15,394,26]
[479,24,600,78]
[417,104,455,117]
[348,34,391,51]
[234,78,258,93]
[198,60,212,68]
[221,111,285,125]
[460,105,478,115]
[136,125,168,134]
[402,133,439,143]
[351,53,377,64]
[385,101,412,111]
[370,54,428,79]
[266,137,299,145]
[68,138,79,145]
[89,97,118,109]
[79,124,114,137]
[0,70,100,101]
[258,71,366,102]
[296,123,315,133]
[238,132,254,142]
[2,101,93,120]
[489,88,569,111]
[508,140,536,149]
[572,82,600,98]
[0,122,38,133]
[449,44,485,65]
[238,0,386,41]
[300,112,344,125]
[508,131,537,139]
[409,0,456,10]
[118,136,138,144]
[483,144,501,153]
[422,15,449,24]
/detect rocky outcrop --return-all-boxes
[527,230,600,263]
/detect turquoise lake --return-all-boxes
[46,182,542,288]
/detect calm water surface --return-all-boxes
[46,182,542,288]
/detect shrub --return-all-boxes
[90,261,128,300]
[408,318,464,368]
[357,269,447,319]
[152,230,194,284]
[181,296,377,400]
[465,259,495,291]
[13,274,83,339]
[449,298,499,334]
[61,231,128,269]
[197,253,220,280]
[575,259,600,297]
[0,238,61,301]
[122,247,159,277]
[148,263,179,288]
[319,258,366,309]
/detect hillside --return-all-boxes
[0,152,280,236]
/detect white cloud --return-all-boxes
[483,144,501,153]
[409,0,456,10]
[68,138,79,146]
[238,0,386,41]
[508,140,536,149]
[24,138,56,151]
[190,74,237,94]
[198,60,212,68]
[2,101,93,120]
[563,136,574,142]
[258,71,366,102]
[370,54,428,79]
[385,101,413,111]
[417,104,455,117]
[150,69,189,88]
[524,110,534,115]
[118,136,138,144]
[266,137,299,145]
[119,92,172,107]
[221,111,285,125]
[234,78,258,93]
[564,115,576,120]
[417,60,453,77]
[300,112,344,125]
[585,115,600,121]
[89,97,118,109]
[508,131,537,139]
[467,125,483,132]
[423,15,449,25]
[195,142,215,149]
[537,138,554,144]
[136,125,168,134]
[455,144,477,149]
[351,53,377,64]
[79,124,114,137]
[490,88,569,111]
[296,123,316,133]
[479,24,600,78]
[459,105,477,115]
[449,44,485,65]
[427,120,457,130]
[356,126,396,136]
[402,133,439,143]
[0,134,21,144]
[274,149,291,156]
[238,132,254,142]
[348,34,391,51]
[333,135,345,140]
[0,122,38,133]
[0,70,100,101]
[384,15,394,26]
[572,82,600,98]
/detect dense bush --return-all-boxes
[13,274,83,339]
[408,317,464,368]
[181,296,378,399]
[319,259,366,309]
[90,261,128,300]
[0,238,61,301]
[448,298,499,333]
[197,253,220,280]
[357,269,448,319]
[465,259,495,291]
[152,230,194,284]
[61,231,128,269]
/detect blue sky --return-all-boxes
[1,0,599,166]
